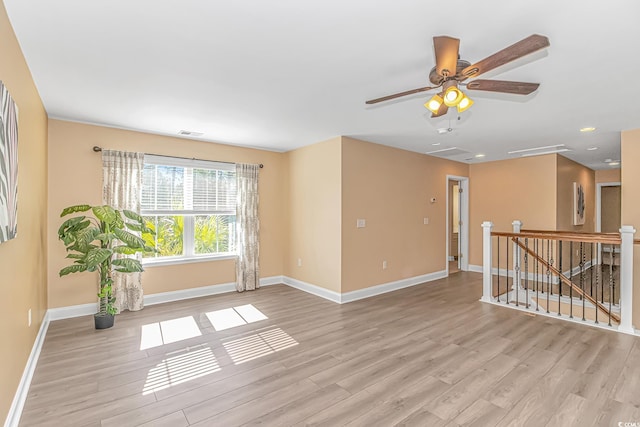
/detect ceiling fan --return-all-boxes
[365,34,550,117]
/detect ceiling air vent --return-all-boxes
[178,130,204,137]
[426,147,470,157]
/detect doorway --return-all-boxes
[446,176,469,275]
[596,181,621,265]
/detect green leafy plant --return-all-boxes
[58,204,155,316]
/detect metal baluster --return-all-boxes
[590,242,594,298]
[613,246,617,306]
[506,236,510,305]
[558,240,563,315]
[546,239,550,313]
[609,244,614,327]
[515,237,520,307]
[581,242,586,321]
[525,238,529,309]
[594,243,599,324]
[548,240,555,295]
[569,241,573,319]
[535,239,539,311]
[497,236,500,302]
[601,245,605,304]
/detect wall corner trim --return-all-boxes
[4,312,50,427]
[281,277,342,303]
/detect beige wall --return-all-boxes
[468,155,558,267]
[596,168,621,183]
[556,155,595,232]
[340,137,468,292]
[621,129,640,327]
[47,120,286,307]
[0,2,49,421]
[284,137,342,292]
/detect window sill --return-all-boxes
[143,254,237,267]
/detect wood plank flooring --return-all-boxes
[18,272,640,426]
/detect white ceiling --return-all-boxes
[5,0,639,169]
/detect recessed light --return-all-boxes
[586,147,598,151]
[580,127,596,132]
[609,161,620,166]
[475,154,486,158]
[432,142,441,146]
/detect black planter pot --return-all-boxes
[94,313,115,330]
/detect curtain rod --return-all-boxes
[92,146,263,168]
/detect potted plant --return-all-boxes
[58,204,154,329]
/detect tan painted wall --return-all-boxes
[556,155,595,232]
[621,128,640,327]
[284,137,342,292]
[47,120,286,308]
[596,168,621,183]
[0,2,49,421]
[340,137,468,292]
[469,155,557,267]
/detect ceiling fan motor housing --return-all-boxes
[429,59,471,85]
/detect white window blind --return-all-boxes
[141,155,236,216]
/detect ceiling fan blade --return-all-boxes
[461,34,550,79]
[466,79,540,95]
[431,103,449,118]
[365,86,438,104]
[433,36,460,78]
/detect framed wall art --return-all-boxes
[0,81,18,244]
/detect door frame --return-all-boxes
[595,181,621,265]
[446,175,469,275]
[596,181,621,233]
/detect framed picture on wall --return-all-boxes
[0,81,18,244]
[573,182,585,226]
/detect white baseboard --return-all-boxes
[48,276,285,320]
[469,264,482,273]
[47,302,96,320]
[4,312,50,427]
[281,276,342,303]
[340,270,447,303]
[144,282,237,306]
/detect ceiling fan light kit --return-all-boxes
[366,34,550,118]
[425,94,444,114]
[456,95,473,113]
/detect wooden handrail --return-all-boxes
[492,230,621,244]
[511,236,621,323]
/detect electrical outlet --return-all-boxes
[424,217,429,225]
[28,309,32,327]
[356,219,366,228]
[382,260,387,269]
[297,258,302,267]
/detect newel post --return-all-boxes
[619,225,636,334]
[482,221,494,302]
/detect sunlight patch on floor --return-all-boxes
[206,304,268,331]
[222,327,298,365]
[140,315,202,350]
[143,346,220,395]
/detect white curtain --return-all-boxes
[235,163,260,292]
[102,149,145,312]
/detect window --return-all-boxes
[141,155,236,263]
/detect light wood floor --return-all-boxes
[19,272,640,426]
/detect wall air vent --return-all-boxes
[178,130,204,137]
